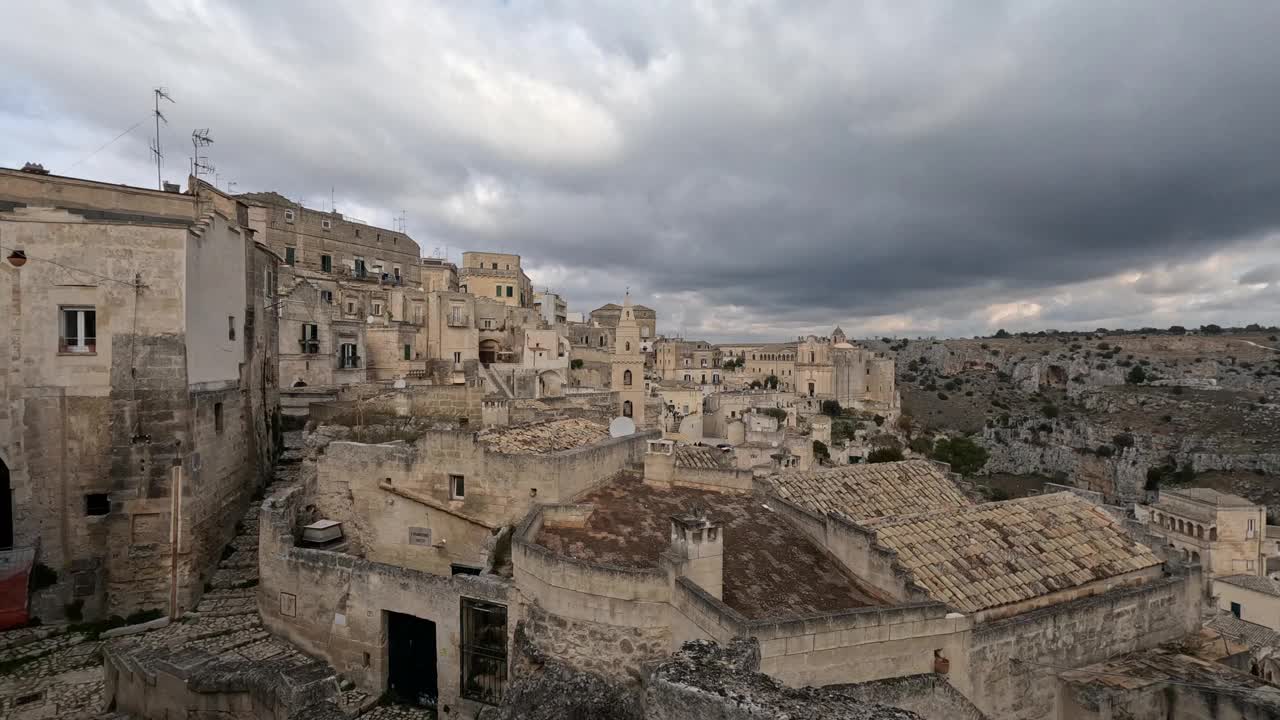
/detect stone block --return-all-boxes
[785,634,814,655]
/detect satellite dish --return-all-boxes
[609,416,636,438]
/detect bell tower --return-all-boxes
[611,292,646,427]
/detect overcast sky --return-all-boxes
[5,2,1280,341]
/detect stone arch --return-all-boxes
[538,370,564,398]
[0,454,10,549]
[1191,551,1200,564]
[292,379,308,387]
[479,339,501,365]
[1210,527,1218,541]
[623,369,632,386]
[1197,525,1204,539]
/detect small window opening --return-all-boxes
[85,493,110,516]
[214,402,224,433]
[228,316,236,341]
[450,474,465,499]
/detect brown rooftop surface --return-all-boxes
[476,418,610,454]
[1160,487,1258,508]
[537,474,886,620]
[1059,649,1278,701]
[675,445,733,470]
[769,460,971,522]
[870,492,1162,614]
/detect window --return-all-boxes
[1248,519,1257,538]
[372,302,383,317]
[394,266,401,282]
[495,286,503,297]
[623,369,632,386]
[339,343,360,369]
[505,286,513,298]
[450,474,465,499]
[491,262,498,269]
[300,324,319,353]
[345,300,356,314]
[453,351,462,364]
[461,599,508,704]
[85,493,110,516]
[228,316,236,341]
[60,306,96,353]
[355,258,367,278]
[403,344,412,361]
[451,564,482,576]
[285,246,296,265]
[321,219,332,231]
[214,402,224,433]
[321,255,332,273]
[284,209,295,224]
[265,271,273,297]
[1232,602,1242,618]
[320,290,333,304]
[625,341,631,352]
[623,400,633,417]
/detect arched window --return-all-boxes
[623,370,632,386]
[623,400,633,417]
[1197,525,1204,539]
[625,341,631,352]
[1210,527,1218,541]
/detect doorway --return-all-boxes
[387,611,438,708]
[0,456,11,549]
[479,339,500,365]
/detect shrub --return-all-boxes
[930,436,989,476]
[873,414,886,427]
[1095,445,1115,458]
[760,407,788,424]
[812,440,831,462]
[1112,433,1135,449]
[820,400,842,417]
[867,447,905,463]
[570,359,584,370]
[908,437,934,455]
[1126,365,1148,384]
[1041,404,1060,419]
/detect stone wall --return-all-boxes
[966,567,1202,720]
[258,483,516,718]
[520,602,670,685]
[310,383,483,427]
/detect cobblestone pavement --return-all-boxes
[0,431,443,720]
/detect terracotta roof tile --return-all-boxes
[768,460,971,522]
[869,492,1162,614]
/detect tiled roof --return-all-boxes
[1206,612,1280,649]
[1162,487,1257,508]
[675,445,733,470]
[536,474,887,620]
[1060,648,1276,698]
[1217,574,1280,598]
[768,460,971,522]
[870,493,1162,614]
[476,419,610,454]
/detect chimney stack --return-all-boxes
[669,506,724,599]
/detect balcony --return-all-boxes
[447,314,470,327]
[299,340,320,354]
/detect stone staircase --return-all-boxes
[480,363,515,399]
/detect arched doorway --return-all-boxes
[0,456,11,549]
[479,339,500,365]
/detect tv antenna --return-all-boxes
[395,210,407,233]
[190,129,215,179]
[151,87,174,190]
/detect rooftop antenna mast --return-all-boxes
[151,87,174,190]
[190,129,215,180]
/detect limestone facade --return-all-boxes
[611,294,647,426]
[458,252,531,308]
[588,302,657,349]
[0,168,278,618]
[1147,487,1266,579]
[655,339,720,383]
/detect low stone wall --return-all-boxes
[311,383,484,426]
[831,673,987,720]
[258,484,515,718]
[967,566,1202,720]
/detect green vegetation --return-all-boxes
[760,407,789,424]
[1041,403,1060,419]
[820,399,842,416]
[812,440,830,462]
[570,358,584,370]
[1126,365,1148,384]
[930,436,989,476]
[867,446,905,463]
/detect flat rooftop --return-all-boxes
[536,474,887,620]
[477,418,611,454]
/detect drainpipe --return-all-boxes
[168,463,183,619]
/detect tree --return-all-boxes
[993,329,1011,339]
[570,359,584,370]
[908,436,933,455]
[930,436,989,476]
[761,407,788,424]
[1167,325,1186,335]
[1126,365,1147,384]
[812,440,831,463]
[820,400,842,416]
[867,447,905,463]
[895,414,915,439]
[765,374,779,390]
[1200,324,1223,335]
[749,380,763,389]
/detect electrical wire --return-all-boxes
[67,117,149,171]
[0,242,146,287]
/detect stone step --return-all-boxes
[208,567,259,590]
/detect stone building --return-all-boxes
[0,168,279,619]
[611,293,646,425]
[532,290,567,327]
[730,329,898,414]
[237,191,421,286]
[1145,487,1266,579]
[588,301,657,350]
[420,256,459,293]
[655,338,720,384]
[458,251,532,308]
[1214,575,1280,630]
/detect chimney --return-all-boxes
[669,506,724,599]
[644,439,675,487]
[21,162,50,175]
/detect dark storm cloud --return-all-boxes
[4,1,1280,338]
